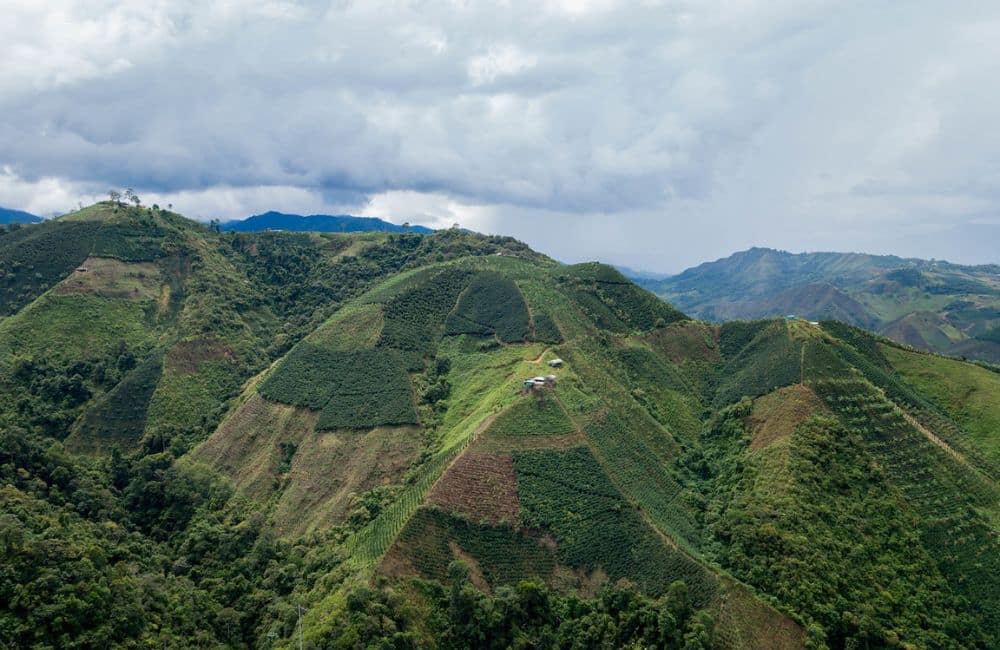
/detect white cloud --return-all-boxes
[1,1,999,269]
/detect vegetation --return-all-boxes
[0,202,997,648]
[513,447,712,600]
[445,271,531,342]
[634,246,1000,362]
[259,344,418,429]
[701,401,985,648]
[485,397,576,437]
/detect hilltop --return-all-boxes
[221,210,433,234]
[0,205,997,649]
[634,247,1000,362]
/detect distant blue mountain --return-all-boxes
[0,206,42,225]
[220,211,432,234]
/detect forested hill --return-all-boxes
[634,246,1000,362]
[0,203,998,649]
[0,206,42,224]
[221,210,433,233]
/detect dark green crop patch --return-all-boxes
[259,343,417,429]
[512,447,713,601]
[378,268,472,357]
[444,271,531,342]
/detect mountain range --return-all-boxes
[0,206,42,224]
[0,204,997,648]
[221,210,433,234]
[633,247,1000,363]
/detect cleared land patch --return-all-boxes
[427,452,519,525]
[53,256,162,300]
[748,384,829,450]
[165,338,234,374]
[193,391,320,501]
[484,396,576,437]
[882,344,1000,464]
[271,424,423,536]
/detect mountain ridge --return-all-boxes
[0,206,997,648]
[632,246,1000,362]
[221,210,433,234]
[0,206,42,224]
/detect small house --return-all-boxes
[547,358,563,367]
[785,314,796,320]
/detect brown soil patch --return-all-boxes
[646,321,721,364]
[428,452,520,525]
[449,542,492,593]
[194,389,422,537]
[272,424,423,536]
[748,384,828,450]
[192,392,319,501]
[712,578,805,650]
[166,338,235,374]
[54,256,162,300]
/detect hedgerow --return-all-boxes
[444,272,530,342]
[486,397,576,437]
[512,447,713,601]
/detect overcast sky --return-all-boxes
[2,1,999,271]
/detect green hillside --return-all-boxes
[634,247,1000,363]
[1,204,997,649]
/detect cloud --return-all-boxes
[1,1,999,269]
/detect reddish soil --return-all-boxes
[427,452,520,525]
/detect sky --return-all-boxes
[2,0,999,272]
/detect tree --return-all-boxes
[108,190,122,207]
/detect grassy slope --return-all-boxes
[882,344,1000,464]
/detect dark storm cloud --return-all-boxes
[2,1,999,269]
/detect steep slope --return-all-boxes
[2,212,998,648]
[635,247,1000,362]
[221,210,433,233]
[192,255,810,648]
